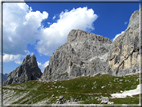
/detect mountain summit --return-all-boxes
[41,8,141,81]
[107,9,140,76]
[3,54,42,85]
[41,29,112,81]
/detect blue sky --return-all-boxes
[2,2,139,74]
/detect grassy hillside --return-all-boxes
[3,73,141,106]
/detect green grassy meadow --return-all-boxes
[2,73,141,105]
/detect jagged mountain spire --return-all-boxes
[3,54,42,85]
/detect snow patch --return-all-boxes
[111,84,141,98]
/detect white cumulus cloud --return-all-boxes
[47,22,52,25]
[53,15,56,20]
[3,54,22,64]
[3,3,98,62]
[37,61,49,72]
[113,31,124,41]
[37,62,42,66]
[42,61,49,68]
[36,7,98,55]
[38,61,49,69]
[3,3,48,55]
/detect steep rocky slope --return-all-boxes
[3,54,42,85]
[107,9,141,76]
[41,30,112,81]
[42,8,141,81]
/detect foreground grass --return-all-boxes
[3,73,141,105]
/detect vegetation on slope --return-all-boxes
[3,73,141,105]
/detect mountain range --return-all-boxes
[1,8,142,106]
[3,8,141,86]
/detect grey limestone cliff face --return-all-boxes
[42,9,141,82]
[41,30,112,81]
[3,54,42,85]
[107,9,141,76]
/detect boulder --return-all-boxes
[59,96,64,100]
[100,97,109,104]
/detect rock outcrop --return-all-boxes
[3,54,42,85]
[107,9,141,76]
[41,29,112,81]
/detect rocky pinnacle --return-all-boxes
[3,54,42,85]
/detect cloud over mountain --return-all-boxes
[36,7,98,55]
[113,31,124,41]
[3,3,48,55]
[3,3,98,63]
[3,54,22,64]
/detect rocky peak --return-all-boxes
[31,54,37,66]
[41,29,112,81]
[67,29,112,44]
[3,54,42,86]
[22,54,30,64]
[41,9,141,82]
[22,54,37,67]
[107,9,141,76]
[128,10,139,27]
[31,54,36,59]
